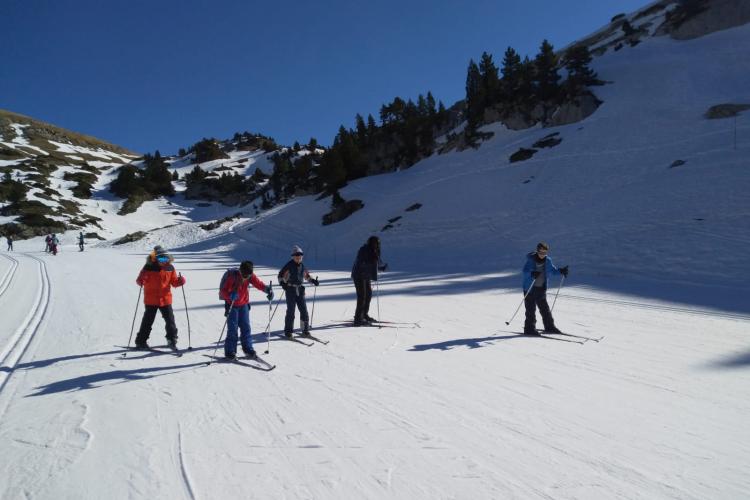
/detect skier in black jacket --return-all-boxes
[351,236,387,326]
[278,245,319,337]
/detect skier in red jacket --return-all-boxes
[219,260,273,359]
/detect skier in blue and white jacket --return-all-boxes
[522,242,569,335]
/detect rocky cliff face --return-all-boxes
[658,0,750,40]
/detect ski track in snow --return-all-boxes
[0,253,19,299]
[0,253,52,395]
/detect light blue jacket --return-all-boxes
[522,252,562,291]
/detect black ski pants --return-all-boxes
[353,277,373,322]
[284,285,309,333]
[136,304,178,344]
[524,286,556,333]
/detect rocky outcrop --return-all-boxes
[705,103,750,119]
[548,93,602,127]
[112,231,147,245]
[322,199,364,226]
[658,0,750,40]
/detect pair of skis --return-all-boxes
[522,330,604,344]
[119,345,184,358]
[328,319,420,329]
[203,353,276,371]
[284,333,329,346]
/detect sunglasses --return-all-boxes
[292,253,303,257]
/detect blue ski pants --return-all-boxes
[225,304,253,355]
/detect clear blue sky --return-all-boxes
[1,0,647,154]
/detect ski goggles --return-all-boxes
[156,255,170,263]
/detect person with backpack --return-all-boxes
[45,234,52,253]
[522,242,569,335]
[351,236,387,326]
[50,234,59,255]
[6,235,12,251]
[134,245,186,349]
[219,260,273,359]
[278,245,319,338]
[78,232,85,252]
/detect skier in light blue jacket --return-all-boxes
[522,242,569,335]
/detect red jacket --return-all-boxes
[219,269,266,306]
[136,258,185,307]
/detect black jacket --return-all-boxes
[351,244,383,281]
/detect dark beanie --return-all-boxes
[239,260,254,276]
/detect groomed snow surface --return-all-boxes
[0,242,747,500]
[1,16,750,500]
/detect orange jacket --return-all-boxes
[136,257,185,307]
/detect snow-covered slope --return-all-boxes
[0,7,749,500]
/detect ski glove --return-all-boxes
[176,276,186,287]
[229,291,239,301]
[531,271,541,279]
[224,301,231,317]
[560,266,569,278]
[310,278,320,286]
[378,263,388,272]
[265,285,274,301]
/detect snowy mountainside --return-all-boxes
[111,20,750,315]
[0,109,139,236]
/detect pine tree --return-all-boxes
[426,92,437,116]
[533,39,561,103]
[622,19,636,36]
[367,114,377,137]
[355,114,367,144]
[501,46,522,103]
[417,94,428,116]
[563,45,598,96]
[465,59,482,131]
[517,56,536,105]
[479,51,500,108]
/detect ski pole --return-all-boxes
[265,286,272,355]
[124,285,143,355]
[505,277,536,325]
[375,279,381,321]
[310,275,318,328]
[179,273,192,350]
[263,286,285,354]
[208,299,235,363]
[551,275,565,313]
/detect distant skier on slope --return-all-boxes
[45,234,52,253]
[351,236,387,326]
[219,260,273,359]
[50,234,59,255]
[134,245,186,349]
[78,232,85,252]
[522,242,569,335]
[278,245,319,338]
[6,235,12,251]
